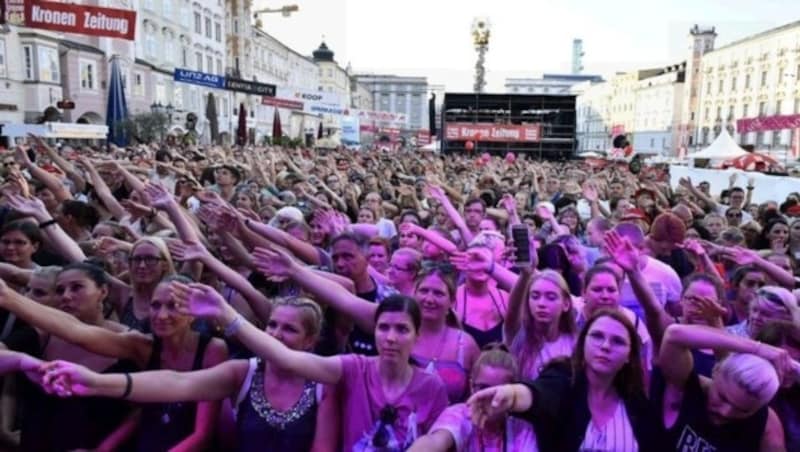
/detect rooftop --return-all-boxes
[711,19,800,53]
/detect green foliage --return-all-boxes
[118,112,169,144]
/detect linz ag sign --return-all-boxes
[173,69,225,89]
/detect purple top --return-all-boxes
[340,354,448,451]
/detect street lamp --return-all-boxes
[253,4,298,28]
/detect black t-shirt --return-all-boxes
[347,286,378,356]
[0,309,39,356]
[651,368,767,452]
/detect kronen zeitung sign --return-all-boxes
[24,0,136,40]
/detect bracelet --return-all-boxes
[38,219,57,229]
[224,315,244,338]
[120,372,132,399]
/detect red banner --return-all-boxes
[262,96,304,110]
[24,1,136,40]
[445,122,542,143]
[611,124,625,136]
[737,114,800,133]
[416,130,431,145]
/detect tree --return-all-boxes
[117,112,169,144]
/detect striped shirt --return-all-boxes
[579,401,638,452]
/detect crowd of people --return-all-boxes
[0,136,797,451]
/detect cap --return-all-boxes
[620,208,650,224]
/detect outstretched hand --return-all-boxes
[39,360,98,397]
[466,384,517,429]
[167,241,210,262]
[143,182,175,210]
[170,281,228,320]
[603,230,639,274]
[253,246,297,282]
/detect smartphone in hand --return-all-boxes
[511,224,531,268]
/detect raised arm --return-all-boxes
[659,324,789,389]
[678,177,718,210]
[30,135,86,193]
[6,194,86,263]
[76,157,126,220]
[401,222,458,256]
[245,219,322,266]
[605,231,673,349]
[171,282,344,385]
[720,246,795,289]
[504,267,533,345]
[143,182,202,244]
[253,247,377,333]
[0,282,150,365]
[169,241,272,325]
[16,146,72,202]
[427,184,474,245]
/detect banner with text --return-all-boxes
[24,0,136,40]
[276,87,342,115]
[261,96,304,111]
[737,114,800,133]
[173,68,226,89]
[341,116,360,145]
[225,78,276,97]
[445,122,542,142]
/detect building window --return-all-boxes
[795,98,800,114]
[715,106,721,120]
[205,17,212,38]
[181,6,190,28]
[22,45,33,80]
[233,19,238,34]
[706,81,711,94]
[718,79,723,93]
[38,46,59,82]
[759,101,767,116]
[145,34,157,58]
[745,73,751,89]
[164,38,174,62]
[195,51,202,71]
[173,85,183,109]
[194,13,201,33]
[155,80,166,104]
[79,60,95,90]
[134,72,144,96]
[206,56,213,74]
[215,23,222,42]
[757,131,765,145]
[778,71,784,85]
[144,0,154,10]
[728,105,734,119]
[182,47,188,67]
[742,103,749,117]
[776,100,782,115]
[216,58,222,75]
[0,40,6,78]
[761,71,768,87]
[731,76,736,91]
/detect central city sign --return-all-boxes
[172,69,276,97]
[224,78,276,97]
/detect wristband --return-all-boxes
[224,315,244,338]
[38,219,57,229]
[120,372,132,399]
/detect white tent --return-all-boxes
[688,129,749,161]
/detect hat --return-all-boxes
[787,205,800,216]
[633,187,656,199]
[649,212,686,243]
[620,208,650,224]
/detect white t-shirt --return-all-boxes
[429,403,539,452]
[577,198,610,221]
[619,256,682,320]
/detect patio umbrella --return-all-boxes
[106,56,129,147]
[236,103,247,146]
[272,108,282,141]
[724,152,782,171]
[317,120,323,139]
[205,93,219,144]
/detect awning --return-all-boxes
[1,122,109,139]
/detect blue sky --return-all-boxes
[255,0,796,91]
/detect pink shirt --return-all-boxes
[430,403,539,452]
[340,354,448,451]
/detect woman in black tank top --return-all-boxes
[656,324,788,451]
[1,272,227,451]
[41,297,339,452]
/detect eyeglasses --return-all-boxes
[371,405,398,448]
[128,255,165,266]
